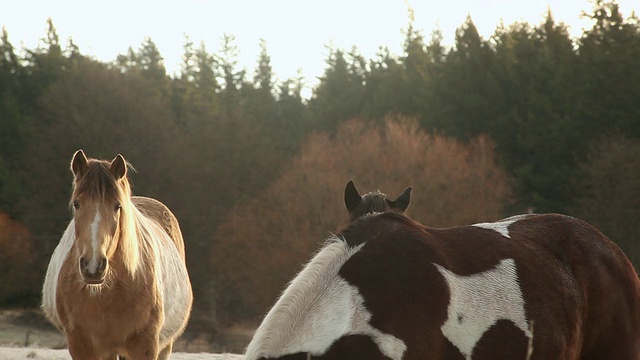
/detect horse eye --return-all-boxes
[115,203,122,211]
[72,200,80,210]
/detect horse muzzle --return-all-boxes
[79,256,108,284]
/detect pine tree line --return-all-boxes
[0,1,638,328]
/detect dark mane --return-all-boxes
[338,211,426,248]
[350,191,389,218]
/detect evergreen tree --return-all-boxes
[275,72,307,150]
[491,13,578,212]
[254,39,274,95]
[360,47,405,118]
[115,38,165,78]
[429,16,498,137]
[276,75,306,125]
[573,136,640,265]
[0,28,25,212]
[171,38,220,133]
[215,34,246,114]
[170,37,196,125]
[23,18,68,103]
[244,38,276,123]
[577,0,640,139]
[192,42,219,117]
[115,38,169,97]
[401,24,431,116]
[138,37,167,83]
[308,46,367,131]
[0,27,22,153]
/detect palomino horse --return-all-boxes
[42,150,193,360]
[245,211,640,359]
[343,180,412,223]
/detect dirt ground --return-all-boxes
[0,347,243,360]
[0,309,250,356]
[0,309,66,349]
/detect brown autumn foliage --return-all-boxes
[212,116,513,324]
[573,136,640,266]
[0,212,38,305]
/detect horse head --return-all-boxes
[69,149,132,285]
[344,180,412,222]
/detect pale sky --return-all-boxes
[1,0,637,95]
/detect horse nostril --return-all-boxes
[79,256,87,270]
[98,257,107,273]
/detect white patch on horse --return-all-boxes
[41,220,75,328]
[435,258,532,360]
[245,238,407,360]
[88,210,101,274]
[471,214,531,238]
[133,207,192,343]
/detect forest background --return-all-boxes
[0,0,639,342]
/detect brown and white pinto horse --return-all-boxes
[343,180,412,222]
[245,211,640,359]
[42,150,193,360]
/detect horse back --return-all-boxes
[132,196,186,260]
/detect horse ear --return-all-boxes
[71,149,88,178]
[110,154,127,180]
[344,180,362,213]
[392,186,412,212]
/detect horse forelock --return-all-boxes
[72,159,131,202]
[361,191,388,209]
[347,191,389,221]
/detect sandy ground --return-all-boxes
[0,309,245,359]
[0,347,243,359]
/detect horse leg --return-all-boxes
[157,342,173,360]
[67,330,100,360]
[125,334,158,360]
